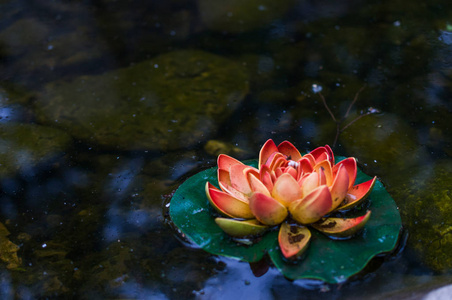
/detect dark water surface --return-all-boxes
[1,0,451,298]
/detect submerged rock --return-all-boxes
[339,113,428,177]
[0,123,72,179]
[198,0,295,33]
[36,50,249,151]
[389,160,452,272]
[204,139,249,158]
[0,222,21,269]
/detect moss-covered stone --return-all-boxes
[389,160,452,272]
[198,0,295,33]
[0,123,72,178]
[204,139,249,158]
[0,222,21,269]
[339,113,428,177]
[35,50,249,151]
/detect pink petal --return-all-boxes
[277,141,302,161]
[271,173,303,207]
[229,164,253,195]
[205,182,254,219]
[284,166,298,179]
[297,158,314,178]
[217,169,231,190]
[270,154,287,171]
[314,160,333,186]
[329,164,349,212]
[314,152,329,164]
[309,146,329,163]
[218,169,248,202]
[206,182,220,191]
[259,165,274,192]
[248,173,271,197]
[325,145,335,165]
[333,158,357,190]
[317,167,327,186]
[275,167,284,178]
[289,185,332,224]
[301,153,316,166]
[339,177,376,211]
[218,154,243,171]
[249,192,288,225]
[301,172,320,196]
[259,139,278,168]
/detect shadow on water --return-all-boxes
[0,0,451,298]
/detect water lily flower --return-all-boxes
[206,139,376,260]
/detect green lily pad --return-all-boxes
[169,158,402,283]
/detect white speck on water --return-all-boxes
[42,243,47,248]
[374,160,377,163]
[154,64,159,68]
[47,44,54,50]
[312,84,323,93]
[393,20,401,27]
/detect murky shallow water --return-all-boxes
[0,0,451,298]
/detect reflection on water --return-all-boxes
[0,0,451,298]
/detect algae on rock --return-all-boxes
[339,113,428,177]
[388,160,452,272]
[36,50,249,151]
[0,222,21,269]
[0,123,72,179]
[198,0,296,33]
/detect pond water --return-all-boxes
[0,0,451,298]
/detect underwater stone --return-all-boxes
[0,123,72,179]
[198,0,295,33]
[35,50,249,151]
[388,159,452,272]
[0,222,21,269]
[204,140,249,158]
[339,113,428,177]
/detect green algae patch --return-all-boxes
[340,113,428,177]
[389,159,452,272]
[170,158,402,283]
[35,50,249,151]
[199,0,296,33]
[0,123,72,178]
[0,222,21,269]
